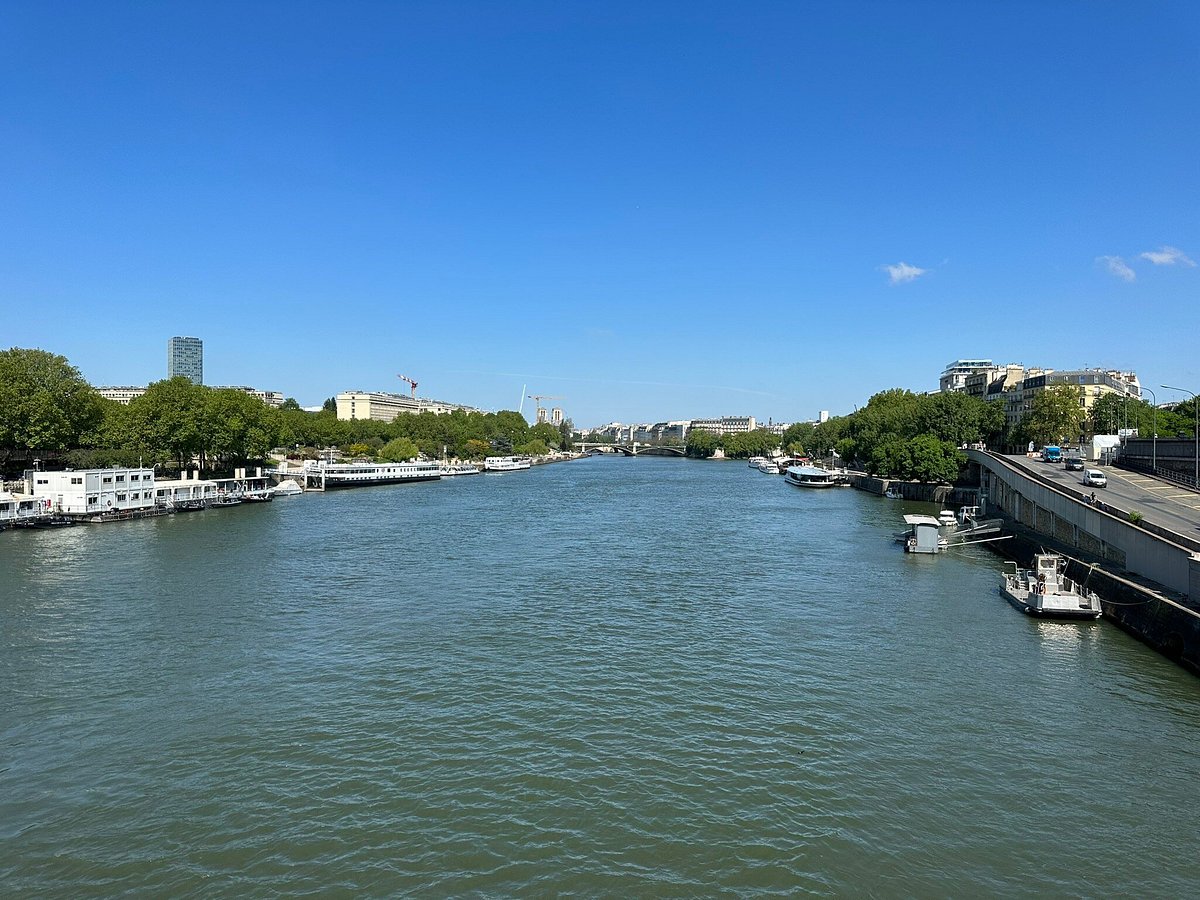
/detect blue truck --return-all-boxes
[1041,446,1062,463]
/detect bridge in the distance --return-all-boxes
[575,442,686,457]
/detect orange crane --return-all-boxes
[397,374,418,398]
[528,394,563,420]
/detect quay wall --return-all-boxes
[850,474,976,506]
[970,450,1199,597]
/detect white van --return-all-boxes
[1083,469,1107,488]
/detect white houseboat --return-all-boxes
[484,456,532,472]
[0,492,54,529]
[303,460,442,489]
[154,473,218,510]
[27,467,160,519]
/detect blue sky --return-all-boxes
[3,1,1197,426]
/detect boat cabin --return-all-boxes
[902,514,946,554]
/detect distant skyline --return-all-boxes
[3,2,1197,426]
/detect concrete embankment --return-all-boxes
[850,473,976,506]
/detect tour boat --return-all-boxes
[784,465,837,488]
[757,459,782,474]
[1001,553,1101,619]
[748,456,767,468]
[439,463,481,477]
[484,456,532,472]
[304,460,442,488]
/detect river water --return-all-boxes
[2,456,1198,895]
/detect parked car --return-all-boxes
[1083,469,1107,487]
[1065,457,1085,471]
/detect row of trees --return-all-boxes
[685,428,781,459]
[0,348,573,476]
[778,389,1005,482]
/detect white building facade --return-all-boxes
[336,391,478,422]
[28,468,157,516]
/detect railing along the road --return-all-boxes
[1117,458,1199,491]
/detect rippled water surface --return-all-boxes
[3,457,1199,895]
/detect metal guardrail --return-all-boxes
[1116,458,1199,491]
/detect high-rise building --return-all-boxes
[167,336,203,384]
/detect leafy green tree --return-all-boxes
[280,397,301,410]
[0,348,102,467]
[345,442,374,458]
[461,439,491,459]
[530,422,562,449]
[1024,385,1085,447]
[378,436,420,461]
[515,438,550,456]
[322,397,337,413]
[685,428,720,458]
[129,377,207,472]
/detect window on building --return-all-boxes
[87,496,98,505]
[103,476,112,483]
[70,477,82,485]
[116,475,125,482]
[116,493,126,502]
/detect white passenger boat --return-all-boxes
[304,460,442,488]
[757,459,782,474]
[784,465,837,488]
[439,463,481,477]
[1001,553,1101,619]
[748,456,767,468]
[484,456,532,472]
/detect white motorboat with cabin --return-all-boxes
[784,465,837,488]
[748,456,767,468]
[945,505,1002,541]
[757,459,782,474]
[484,456,532,472]
[1001,553,1101,619]
[272,479,304,497]
[303,459,442,488]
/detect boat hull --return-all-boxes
[323,473,442,488]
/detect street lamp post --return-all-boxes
[1161,384,1198,488]
[1142,386,1157,473]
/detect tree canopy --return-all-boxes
[0,348,102,466]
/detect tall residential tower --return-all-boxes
[167,336,203,384]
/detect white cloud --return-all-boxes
[1139,245,1196,267]
[882,261,928,285]
[1097,255,1136,282]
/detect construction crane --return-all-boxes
[528,394,564,422]
[397,374,418,398]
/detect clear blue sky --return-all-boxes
[3,1,1197,426]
